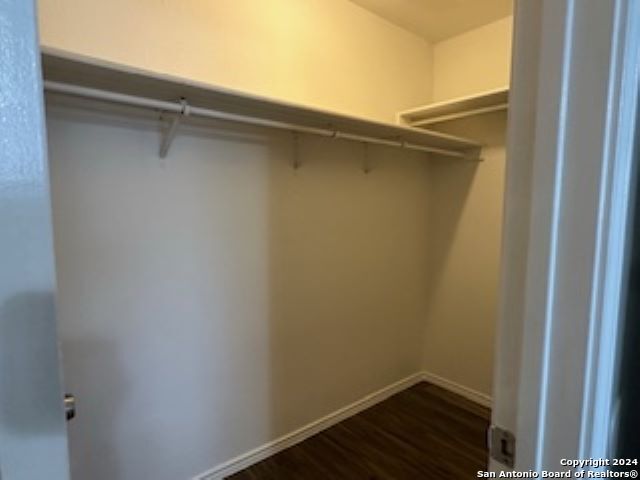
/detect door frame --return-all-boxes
[493,0,640,470]
[0,1,71,478]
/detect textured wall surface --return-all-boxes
[0,1,70,478]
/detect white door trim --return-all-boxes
[577,0,640,461]
[493,0,640,470]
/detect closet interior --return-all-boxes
[38,1,513,478]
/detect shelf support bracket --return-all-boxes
[464,146,484,162]
[159,98,190,158]
[291,132,301,169]
[362,142,371,174]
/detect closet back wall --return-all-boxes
[38,2,438,478]
[37,0,433,122]
[46,101,432,479]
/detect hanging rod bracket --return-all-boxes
[291,132,301,169]
[159,98,190,158]
[362,142,371,174]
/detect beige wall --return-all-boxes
[424,116,506,397]
[39,2,513,476]
[432,16,513,101]
[38,0,433,122]
[38,3,440,478]
[423,16,512,396]
[47,98,432,480]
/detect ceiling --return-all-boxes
[349,0,513,42]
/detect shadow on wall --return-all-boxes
[264,134,435,439]
[61,337,126,479]
[424,158,478,309]
[46,98,434,480]
[0,292,66,435]
[426,110,506,297]
[422,111,507,395]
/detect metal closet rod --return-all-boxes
[43,80,468,159]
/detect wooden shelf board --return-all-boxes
[41,48,482,157]
[399,87,509,127]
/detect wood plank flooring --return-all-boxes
[227,382,491,480]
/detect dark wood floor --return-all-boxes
[228,382,490,480]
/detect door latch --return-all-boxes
[489,425,515,468]
[64,393,76,421]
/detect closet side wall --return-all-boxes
[37,0,433,123]
[432,16,513,101]
[422,16,513,398]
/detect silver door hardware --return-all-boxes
[64,394,76,421]
[489,425,515,468]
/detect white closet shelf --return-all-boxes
[41,48,482,161]
[398,87,509,128]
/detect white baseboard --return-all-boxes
[421,371,492,408]
[193,372,424,480]
[193,370,492,479]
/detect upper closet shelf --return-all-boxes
[398,87,509,128]
[41,49,482,161]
